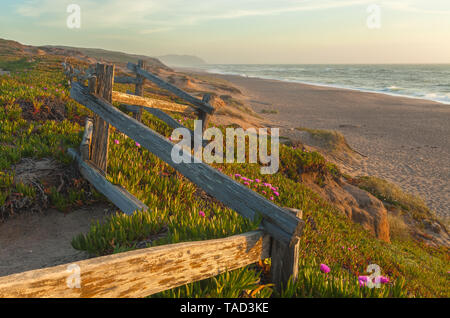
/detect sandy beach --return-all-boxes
[205,74,449,219]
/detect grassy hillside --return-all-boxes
[0,53,448,298]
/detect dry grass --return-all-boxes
[353,176,433,221]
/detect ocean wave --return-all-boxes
[202,65,450,105]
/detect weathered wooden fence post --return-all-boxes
[133,60,145,122]
[89,63,115,175]
[200,94,212,133]
[270,209,302,293]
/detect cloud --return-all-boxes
[14,0,450,33]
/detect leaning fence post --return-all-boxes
[199,94,212,133]
[133,59,145,122]
[270,208,302,293]
[89,63,114,176]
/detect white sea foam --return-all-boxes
[200,64,450,105]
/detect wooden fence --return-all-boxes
[0,61,304,298]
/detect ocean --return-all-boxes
[197,64,450,105]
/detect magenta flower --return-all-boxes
[244,182,250,186]
[262,191,266,195]
[135,142,141,147]
[274,191,280,197]
[241,177,248,181]
[378,276,390,284]
[199,211,205,217]
[255,179,261,183]
[114,139,119,145]
[235,174,241,177]
[43,87,48,90]
[269,196,274,201]
[169,136,173,141]
[320,264,330,274]
[358,276,368,287]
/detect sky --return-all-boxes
[0,0,449,64]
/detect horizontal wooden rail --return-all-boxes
[70,82,304,246]
[127,62,215,114]
[112,91,191,113]
[0,231,270,298]
[114,76,138,85]
[68,148,148,215]
[124,105,209,148]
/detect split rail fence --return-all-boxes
[0,61,304,298]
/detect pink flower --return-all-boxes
[271,187,277,191]
[43,87,48,90]
[169,136,173,141]
[269,196,274,201]
[358,276,368,287]
[378,276,390,284]
[235,174,241,177]
[274,191,280,197]
[262,191,266,195]
[320,264,330,274]
[255,179,261,183]
[135,142,141,147]
[241,177,248,181]
[199,211,205,217]
[244,182,250,186]
[114,139,119,145]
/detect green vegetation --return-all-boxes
[0,52,448,298]
[352,176,433,221]
[261,109,278,114]
[296,127,356,155]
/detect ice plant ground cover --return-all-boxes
[0,55,448,298]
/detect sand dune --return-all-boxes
[207,74,450,220]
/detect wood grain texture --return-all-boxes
[89,63,114,174]
[68,148,148,215]
[133,60,145,122]
[112,91,191,113]
[80,118,93,160]
[124,105,209,148]
[270,209,302,292]
[199,94,212,132]
[70,82,304,246]
[127,62,215,114]
[114,76,138,85]
[0,231,270,298]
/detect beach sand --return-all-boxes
[206,74,450,219]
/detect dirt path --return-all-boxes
[0,203,114,277]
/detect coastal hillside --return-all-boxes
[157,54,207,67]
[0,40,448,297]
